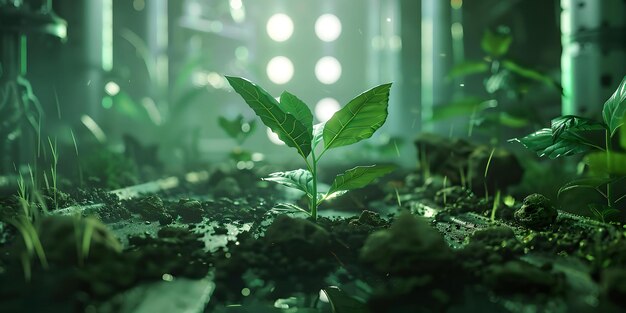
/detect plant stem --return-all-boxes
[605,130,613,207]
[310,150,318,221]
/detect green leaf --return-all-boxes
[447,61,489,80]
[218,115,256,144]
[225,76,312,158]
[327,165,395,197]
[323,83,392,150]
[501,60,560,90]
[558,177,614,199]
[584,152,626,176]
[263,169,314,198]
[510,128,598,159]
[431,98,494,121]
[550,115,605,142]
[621,114,626,149]
[602,75,626,136]
[322,287,370,313]
[280,91,314,136]
[481,29,512,57]
[312,122,325,149]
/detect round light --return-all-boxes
[314,56,342,84]
[266,13,293,42]
[315,98,341,123]
[235,46,249,61]
[104,81,120,96]
[266,56,294,84]
[315,14,342,42]
[266,127,285,145]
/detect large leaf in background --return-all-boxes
[218,115,255,144]
[481,29,512,57]
[280,91,313,136]
[510,128,598,159]
[584,152,626,176]
[558,177,615,199]
[225,76,312,158]
[621,114,626,149]
[322,287,370,313]
[431,98,494,121]
[447,61,489,80]
[550,115,605,142]
[263,169,314,198]
[327,165,395,197]
[323,83,392,150]
[602,75,626,136]
[502,60,561,91]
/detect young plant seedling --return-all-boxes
[511,75,626,213]
[225,76,395,221]
[217,114,256,162]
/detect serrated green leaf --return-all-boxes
[481,29,512,57]
[322,287,370,313]
[313,122,325,149]
[584,151,626,176]
[602,75,626,136]
[263,169,314,198]
[510,128,598,159]
[280,91,313,136]
[558,177,614,199]
[550,115,605,142]
[323,83,392,150]
[225,76,312,158]
[447,61,489,80]
[327,165,395,196]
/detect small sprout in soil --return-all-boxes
[225,76,395,221]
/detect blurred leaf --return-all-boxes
[431,98,494,121]
[510,128,599,159]
[172,57,203,96]
[263,169,314,198]
[588,203,619,223]
[447,61,489,80]
[481,29,512,57]
[551,115,606,142]
[497,112,530,128]
[323,83,391,150]
[558,177,614,199]
[602,75,626,136]
[502,60,560,91]
[280,91,313,136]
[226,76,312,158]
[218,115,255,144]
[112,91,150,121]
[621,114,626,149]
[322,287,370,313]
[327,165,395,197]
[584,151,626,176]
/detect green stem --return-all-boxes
[310,151,318,221]
[605,130,613,207]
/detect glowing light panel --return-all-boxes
[266,56,294,84]
[266,13,293,42]
[315,14,342,42]
[315,57,341,84]
[315,98,341,122]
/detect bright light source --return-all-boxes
[266,127,285,145]
[266,56,294,84]
[315,56,341,84]
[104,81,120,96]
[315,14,342,42]
[389,35,402,51]
[315,98,341,122]
[266,13,293,42]
[207,72,225,88]
[229,0,242,10]
[235,46,249,61]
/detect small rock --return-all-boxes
[349,210,386,227]
[514,194,558,230]
[213,177,242,198]
[177,199,204,223]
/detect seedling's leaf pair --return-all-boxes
[509,127,596,159]
[226,76,394,220]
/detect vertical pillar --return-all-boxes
[561,0,626,116]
